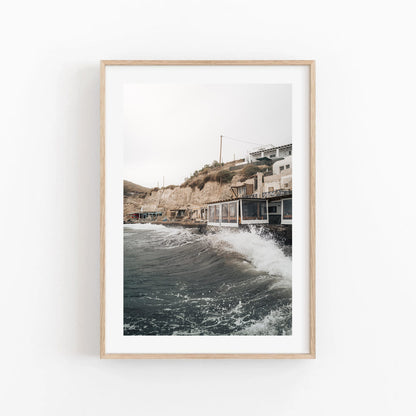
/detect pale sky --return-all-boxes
[123,84,291,188]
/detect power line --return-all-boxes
[221,135,269,147]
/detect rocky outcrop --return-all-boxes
[123,160,272,221]
[124,180,235,220]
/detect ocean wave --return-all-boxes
[124,223,291,279]
[124,223,176,233]
[207,227,292,280]
[124,223,202,248]
[124,224,292,335]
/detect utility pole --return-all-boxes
[219,135,223,164]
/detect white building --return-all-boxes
[272,155,292,174]
[247,143,292,163]
[268,155,292,190]
[247,145,278,163]
[276,144,292,158]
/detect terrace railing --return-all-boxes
[262,190,292,198]
[241,189,292,199]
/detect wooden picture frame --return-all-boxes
[100,60,315,359]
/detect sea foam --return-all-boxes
[207,227,292,280]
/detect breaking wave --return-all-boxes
[207,226,292,280]
[124,223,203,249]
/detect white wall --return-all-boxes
[1,1,416,415]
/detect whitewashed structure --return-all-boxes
[269,155,292,190]
[207,142,293,227]
[247,145,278,163]
[276,144,292,158]
[273,155,292,175]
[247,143,292,163]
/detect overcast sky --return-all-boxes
[124,84,291,188]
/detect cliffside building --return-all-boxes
[206,195,291,227]
[247,143,292,163]
[212,144,293,226]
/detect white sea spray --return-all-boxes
[207,227,292,280]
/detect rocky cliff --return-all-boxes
[124,180,235,220]
[123,160,270,221]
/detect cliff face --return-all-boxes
[123,159,274,221]
[124,180,235,220]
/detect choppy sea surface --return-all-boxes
[124,224,292,336]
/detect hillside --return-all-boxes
[123,180,150,196]
[123,159,271,221]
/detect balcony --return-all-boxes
[262,190,292,198]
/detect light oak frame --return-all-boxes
[100,60,316,359]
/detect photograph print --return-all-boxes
[123,83,293,336]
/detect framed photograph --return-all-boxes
[100,60,315,359]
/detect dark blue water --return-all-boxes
[124,224,292,335]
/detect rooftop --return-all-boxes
[206,196,267,204]
[249,143,292,156]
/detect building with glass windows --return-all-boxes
[267,197,292,225]
[207,195,292,227]
[127,211,163,221]
[247,143,292,163]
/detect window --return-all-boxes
[269,153,276,158]
[286,164,290,169]
[208,205,216,222]
[268,187,274,192]
[242,201,257,218]
[280,166,284,171]
[289,150,292,155]
[237,186,247,196]
[241,200,267,221]
[222,203,229,223]
[214,205,220,223]
[268,205,277,213]
[229,202,237,223]
[283,199,292,220]
[210,207,214,222]
[209,202,237,224]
